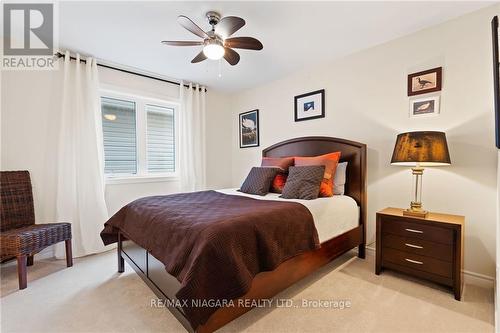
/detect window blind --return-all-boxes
[146,105,175,173]
[101,97,137,175]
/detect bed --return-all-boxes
[216,188,360,243]
[103,136,366,333]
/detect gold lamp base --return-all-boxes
[403,201,428,218]
[403,209,428,218]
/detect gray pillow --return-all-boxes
[280,166,325,200]
[239,167,280,196]
[333,162,348,195]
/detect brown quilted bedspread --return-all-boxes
[100,190,319,329]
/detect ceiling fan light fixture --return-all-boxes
[203,40,225,60]
[163,13,261,66]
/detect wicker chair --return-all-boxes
[0,171,72,289]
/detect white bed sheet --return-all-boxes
[216,189,359,243]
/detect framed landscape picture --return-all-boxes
[294,89,325,122]
[407,67,442,96]
[239,109,259,148]
[409,95,440,118]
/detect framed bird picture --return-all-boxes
[239,109,259,148]
[409,95,440,118]
[294,89,325,122]
[407,67,442,96]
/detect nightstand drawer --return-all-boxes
[381,217,453,244]
[382,233,453,262]
[383,247,452,278]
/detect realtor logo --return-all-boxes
[2,2,57,70]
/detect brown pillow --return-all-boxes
[239,167,280,196]
[280,166,325,200]
[261,157,294,171]
[261,157,294,193]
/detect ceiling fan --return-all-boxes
[161,11,263,66]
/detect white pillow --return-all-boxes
[333,162,348,195]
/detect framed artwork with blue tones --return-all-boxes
[239,109,259,148]
[294,89,325,122]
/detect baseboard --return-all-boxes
[364,245,494,288]
[463,270,494,288]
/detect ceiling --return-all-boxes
[59,1,493,92]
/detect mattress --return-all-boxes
[216,189,359,243]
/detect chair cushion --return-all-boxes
[0,223,72,258]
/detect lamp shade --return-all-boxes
[391,131,451,166]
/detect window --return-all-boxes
[102,97,137,175]
[100,91,178,180]
[146,105,175,173]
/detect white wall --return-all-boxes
[1,64,232,230]
[1,69,62,225]
[228,5,500,278]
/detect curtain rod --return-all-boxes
[55,52,207,92]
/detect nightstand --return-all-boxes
[375,207,464,300]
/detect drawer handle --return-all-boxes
[405,258,423,265]
[405,243,423,249]
[405,228,423,234]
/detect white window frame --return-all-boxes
[101,88,180,184]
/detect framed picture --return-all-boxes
[492,16,499,148]
[407,67,442,96]
[294,89,325,122]
[239,109,259,148]
[409,95,440,118]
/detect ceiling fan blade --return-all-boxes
[215,16,245,38]
[223,47,240,66]
[178,15,209,39]
[191,50,207,63]
[224,37,263,50]
[161,40,204,46]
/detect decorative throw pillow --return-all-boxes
[280,166,325,200]
[239,167,280,196]
[294,152,341,197]
[261,172,288,193]
[261,157,294,170]
[261,157,294,193]
[333,162,348,195]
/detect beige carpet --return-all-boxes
[1,250,493,333]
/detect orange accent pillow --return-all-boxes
[294,152,341,197]
[271,173,288,193]
[261,157,294,193]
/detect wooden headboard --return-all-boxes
[262,136,367,228]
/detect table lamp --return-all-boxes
[391,131,451,218]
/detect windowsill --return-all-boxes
[105,174,179,185]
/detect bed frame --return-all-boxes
[116,136,366,333]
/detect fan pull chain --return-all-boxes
[218,58,222,78]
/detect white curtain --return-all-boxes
[55,51,109,258]
[179,81,207,192]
